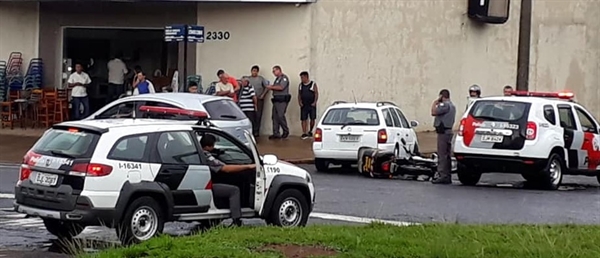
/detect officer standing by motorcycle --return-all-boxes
[431,89,456,184]
[466,84,482,109]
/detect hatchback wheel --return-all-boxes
[315,158,330,172]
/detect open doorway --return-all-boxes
[62,27,178,113]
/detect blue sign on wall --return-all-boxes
[187,25,205,43]
[164,24,186,42]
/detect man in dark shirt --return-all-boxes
[266,65,291,139]
[298,71,319,139]
[200,134,256,226]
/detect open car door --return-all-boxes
[244,130,267,211]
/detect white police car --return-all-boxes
[454,91,600,189]
[312,101,420,171]
[13,106,315,245]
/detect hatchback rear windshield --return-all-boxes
[31,129,100,158]
[322,108,380,126]
[469,100,530,121]
[203,99,247,121]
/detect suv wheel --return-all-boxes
[597,174,600,185]
[117,197,165,245]
[43,218,84,239]
[540,154,564,190]
[457,165,481,186]
[315,158,330,172]
[266,189,309,227]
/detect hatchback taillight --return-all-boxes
[72,163,113,177]
[314,128,323,142]
[377,129,388,144]
[458,118,466,136]
[526,121,537,140]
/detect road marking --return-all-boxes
[309,212,419,226]
[0,218,42,226]
[0,194,15,199]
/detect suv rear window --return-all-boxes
[203,99,247,121]
[31,129,99,158]
[322,108,380,126]
[469,100,530,121]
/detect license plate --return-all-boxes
[340,135,360,142]
[480,135,503,143]
[32,172,59,186]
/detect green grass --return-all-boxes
[84,223,600,258]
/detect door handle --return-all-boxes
[236,127,242,131]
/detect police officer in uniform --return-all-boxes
[266,65,291,139]
[200,134,256,226]
[431,89,456,184]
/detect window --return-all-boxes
[469,100,529,121]
[381,109,394,127]
[394,108,410,128]
[387,108,402,127]
[32,129,99,158]
[575,107,597,133]
[557,106,577,130]
[96,101,136,119]
[321,108,380,126]
[203,99,246,121]
[543,105,556,125]
[139,101,197,120]
[108,135,148,161]
[156,131,201,165]
[196,132,253,165]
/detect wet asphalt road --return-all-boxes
[1,164,600,254]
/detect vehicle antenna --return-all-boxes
[352,90,357,104]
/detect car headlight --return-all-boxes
[305,172,312,183]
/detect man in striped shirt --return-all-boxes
[239,77,258,136]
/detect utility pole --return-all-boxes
[516,0,533,91]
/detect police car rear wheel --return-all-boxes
[117,197,165,245]
[457,166,481,186]
[540,154,563,190]
[267,189,309,227]
[315,158,330,172]
[43,218,84,239]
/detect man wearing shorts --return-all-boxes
[298,71,319,139]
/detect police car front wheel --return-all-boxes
[117,196,165,245]
[266,189,310,227]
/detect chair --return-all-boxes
[53,88,69,123]
[36,90,57,128]
[0,90,21,129]
[28,89,43,128]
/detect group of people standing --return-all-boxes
[209,65,319,140]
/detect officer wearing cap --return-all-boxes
[431,89,456,184]
[466,84,482,109]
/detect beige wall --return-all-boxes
[0,2,39,70]
[529,0,600,116]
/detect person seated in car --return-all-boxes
[200,134,256,227]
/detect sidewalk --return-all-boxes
[0,126,440,164]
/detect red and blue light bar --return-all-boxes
[509,91,574,99]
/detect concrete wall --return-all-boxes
[529,0,600,116]
[0,2,39,70]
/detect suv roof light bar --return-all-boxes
[510,91,574,99]
[138,105,214,126]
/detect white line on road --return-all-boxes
[0,218,42,226]
[309,212,419,226]
[0,193,15,199]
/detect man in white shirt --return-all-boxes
[215,70,235,98]
[68,63,92,120]
[107,53,128,102]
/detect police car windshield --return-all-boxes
[322,108,380,126]
[31,129,99,158]
[469,100,529,122]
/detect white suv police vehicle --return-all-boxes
[312,101,420,171]
[454,91,600,190]
[13,106,315,245]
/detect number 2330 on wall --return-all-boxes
[206,31,230,41]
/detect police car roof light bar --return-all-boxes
[510,91,575,99]
[138,106,209,118]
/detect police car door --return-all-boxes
[572,105,600,171]
[244,131,267,211]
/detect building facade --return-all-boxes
[1,0,598,136]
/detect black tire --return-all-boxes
[597,174,600,186]
[521,173,540,182]
[266,189,310,227]
[539,153,564,190]
[315,158,330,172]
[43,218,85,240]
[457,165,481,186]
[116,197,165,246]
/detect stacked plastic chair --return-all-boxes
[22,58,43,89]
[186,75,203,93]
[0,61,6,101]
[6,52,24,91]
[204,81,218,95]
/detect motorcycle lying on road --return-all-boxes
[357,138,457,180]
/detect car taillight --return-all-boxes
[377,129,388,144]
[19,164,32,181]
[526,121,537,140]
[381,162,390,172]
[458,118,466,136]
[314,128,323,142]
[72,163,113,177]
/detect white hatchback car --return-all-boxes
[312,101,419,171]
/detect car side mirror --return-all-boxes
[410,120,419,127]
[401,138,407,145]
[263,154,278,165]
